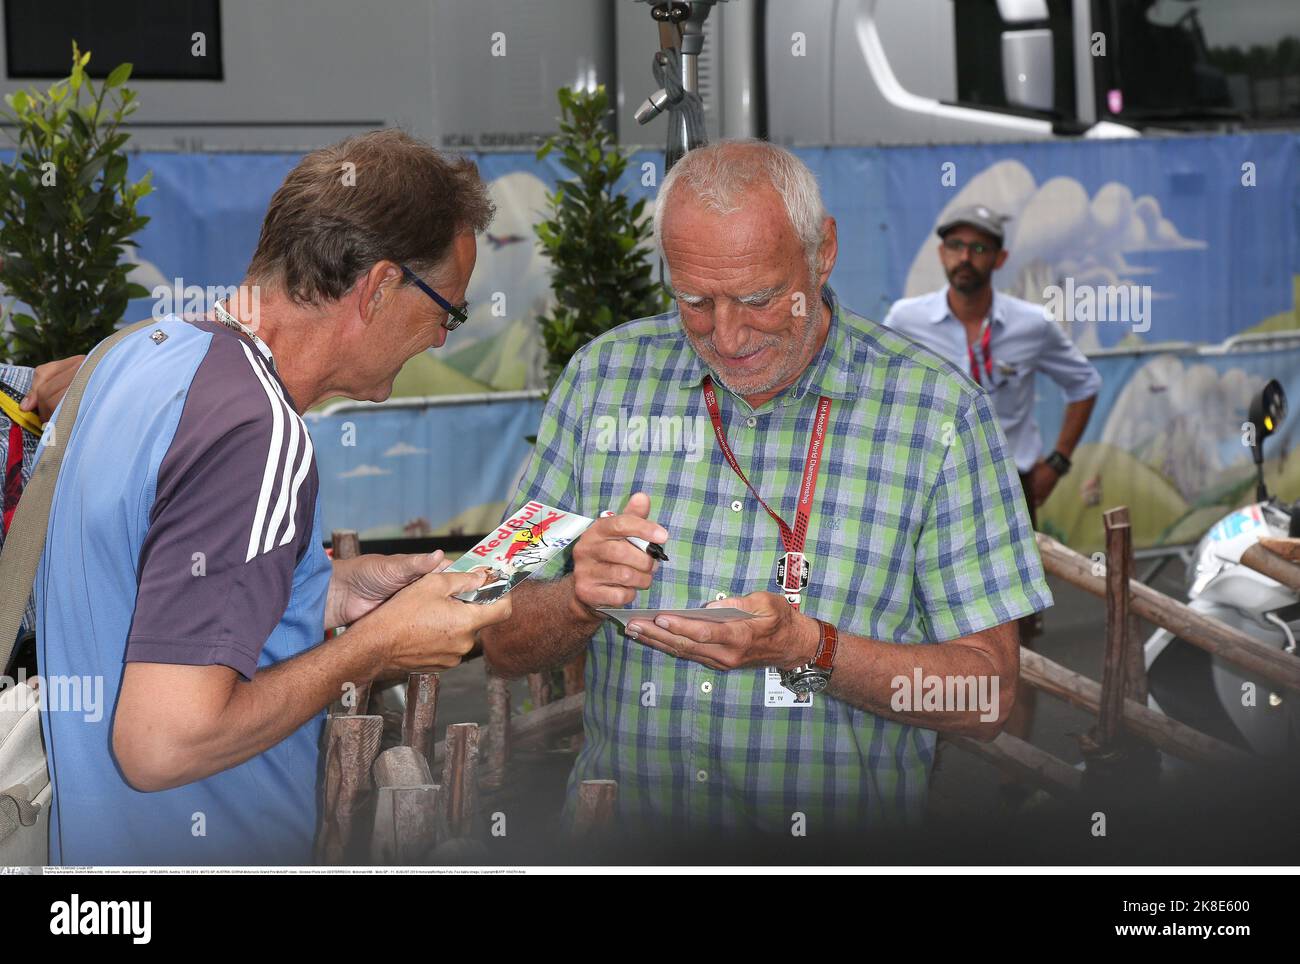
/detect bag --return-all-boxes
[0,320,155,865]
[0,679,49,864]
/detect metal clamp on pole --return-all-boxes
[633,0,725,171]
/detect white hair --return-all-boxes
[652,139,827,271]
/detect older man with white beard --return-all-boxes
[482,139,1052,838]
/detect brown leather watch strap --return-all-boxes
[811,619,838,672]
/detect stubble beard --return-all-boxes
[688,293,825,399]
[947,262,991,296]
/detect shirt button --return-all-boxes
[714,592,727,601]
[730,499,743,512]
[695,769,709,783]
[745,416,757,428]
[700,680,713,694]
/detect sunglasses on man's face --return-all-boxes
[400,265,469,331]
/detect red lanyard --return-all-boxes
[967,318,992,386]
[701,375,832,563]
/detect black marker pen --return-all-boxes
[600,510,669,561]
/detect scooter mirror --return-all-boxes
[1249,379,1287,461]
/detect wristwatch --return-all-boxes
[1045,450,1072,476]
[779,619,839,695]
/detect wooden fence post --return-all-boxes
[329,529,371,716]
[562,653,587,752]
[402,672,439,770]
[528,672,552,710]
[572,779,617,839]
[1096,507,1133,748]
[372,786,444,865]
[1080,507,1160,791]
[315,713,384,864]
[370,745,443,864]
[440,723,481,839]
[483,673,511,790]
[563,653,586,696]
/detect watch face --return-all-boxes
[803,673,830,694]
[781,667,830,695]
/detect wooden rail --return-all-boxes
[943,732,1083,796]
[1035,531,1300,695]
[1241,541,1300,594]
[1020,649,1249,767]
[951,505,1287,795]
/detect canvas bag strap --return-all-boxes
[0,320,157,670]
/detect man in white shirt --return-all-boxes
[883,204,1100,762]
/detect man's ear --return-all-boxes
[816,215,839,288]
[357,261,402,327]
[994,248,1009,271]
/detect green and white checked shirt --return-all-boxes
[510,286,1052,835]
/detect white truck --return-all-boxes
[0,0,1293,152]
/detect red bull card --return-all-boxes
[449,501,593,603]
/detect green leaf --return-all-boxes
[105,62,132,88]
[68,110,91,142]
[0,41,147,363]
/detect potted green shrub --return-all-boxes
[0,42,153,366]
[534,84,668,387]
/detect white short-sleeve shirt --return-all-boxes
[883,286,1102,473]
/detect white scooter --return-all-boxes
[1144,380,1299,757]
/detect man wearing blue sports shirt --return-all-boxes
[31,130,511,865]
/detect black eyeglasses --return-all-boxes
[942,237,998,257]
[400,265,469,331]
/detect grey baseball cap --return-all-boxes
[936,204,1010,243]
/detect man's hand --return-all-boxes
[113,568,509,792]
[356,568,513,676]
[21,354,86,422]
[328,550,450,629]
[570,491,667,612]
[1026,459,1060,507]
[626,591,818,672]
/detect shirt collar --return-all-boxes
[929,284,1007,327]
[674,284,859,406]
[213,301,276,369]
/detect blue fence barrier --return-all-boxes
[5,133,1297,549]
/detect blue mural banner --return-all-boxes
[305,395,543,541]
[114,131,1300,366]
[7,133,1297,547]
